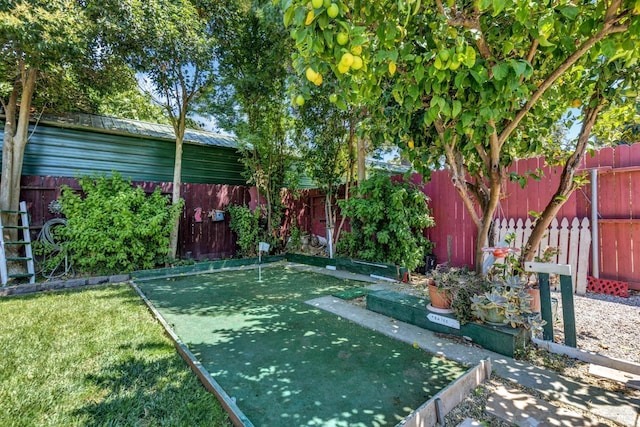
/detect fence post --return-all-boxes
[525,262,576,347]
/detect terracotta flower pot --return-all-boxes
[527,288,541,313]
[428,283,452,309]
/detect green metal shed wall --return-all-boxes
[1,123,246,185]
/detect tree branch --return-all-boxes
[498,6,630,145]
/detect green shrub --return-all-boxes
[337,174,435,271]
[57,172,182,275]
[227,204,261,257]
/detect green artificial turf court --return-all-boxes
[135,264,466,426]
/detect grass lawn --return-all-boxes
[0,284,231,427]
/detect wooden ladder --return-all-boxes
[0,201,36,286]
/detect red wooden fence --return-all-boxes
[21,143,640,286]
[20,176,255,261]
[419,143,640,289]
[293,143,640,289]
[581,144,640,287]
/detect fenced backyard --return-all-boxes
[16,143,640,291]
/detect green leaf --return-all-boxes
[392,89,403,105]
[479,0,492,11]
[452,100,462,118]
[492,0,506,16]
[408,84,419,100]
[283,7,294,27]
[491,63,510,81]
[509,59,527,77]
[537,13,555,39]
[414,64,425,82]
[558,5,579,20]
[502,41,514,55]
[454,70,468,89]
[463,46,476,67]
[461,112,474,128]
[470,67,488,84]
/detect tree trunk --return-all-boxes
[357,136,366,183]
[1,67,37,213]
[522,97,605,262]
[0,66,37,274]
[167,127,185,260]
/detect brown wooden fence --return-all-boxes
[20,175,255,261]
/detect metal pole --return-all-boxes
[591,169,599,278]
[258,251,262,282]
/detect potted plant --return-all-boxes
[471,276,546,334]
[427,266,476,312]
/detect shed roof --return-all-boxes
[37,113,237,149]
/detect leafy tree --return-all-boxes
[295,88,353,255]
[592,92,640,145]
[209,1,297,248]
[337,174,435,271]
[281,0,639,271]
[1,1,94,216]
[94,0,218,259]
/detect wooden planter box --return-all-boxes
[366,290,528,357]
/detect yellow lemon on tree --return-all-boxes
[306,67,318,82]
[350,45,362,56]
[350,56,363,70]
[337,63,350,74]
[340,52,354,67]
[327,3,339,18]
[312,0,323,8]
[388,61,397,75]
[336,31,348,45]
[305,10,315,25]
[313,73,323,86]
[408,139,415,149]
[329,93,338,103]
[295,95,305,106]
[571,99,582,108]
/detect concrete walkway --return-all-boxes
[307,294,640,426]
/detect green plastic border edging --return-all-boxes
[285,253,335,268]
[131,255,285,280]
[332,287,374,300]
[284,253,409,281]
[131,253,408,282]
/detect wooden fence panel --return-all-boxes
[19,175,253,262]
[421,170,477,267]
[419,143,640,290]
[493,217,591,294]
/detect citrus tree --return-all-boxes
[281,0,639,270]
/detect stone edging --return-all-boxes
[0,274,131,297]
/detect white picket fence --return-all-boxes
[492,217,592,295]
